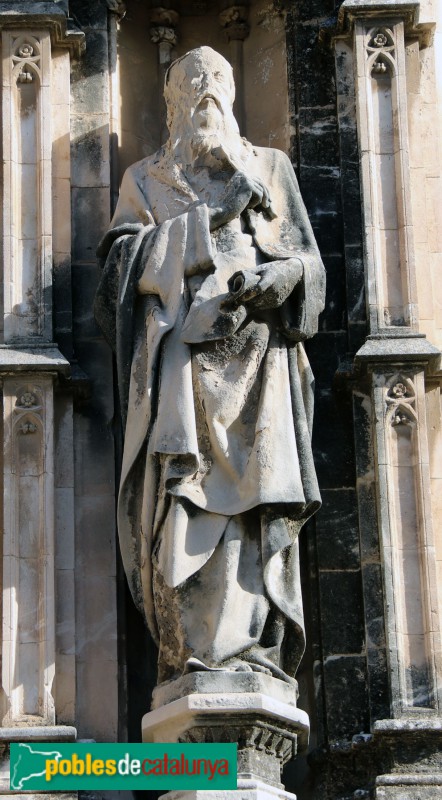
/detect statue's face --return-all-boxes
[183,59,232,133]
[165,48,236,140]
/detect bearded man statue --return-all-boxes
[95,46,325,688]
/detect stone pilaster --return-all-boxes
[0,3,81,791]
[330,0,442,795]
[150,6,179,143]
[0,725,76,795]
[218,4,250,134]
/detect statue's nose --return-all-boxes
[199,73,211,93]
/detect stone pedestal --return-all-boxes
[143,673,308,800]
[309,716,442,798]
[159,780,297,800]
[0,724,76,798]
[373,718,442,799]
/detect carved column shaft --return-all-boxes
[0,6,80,734]
[2,376,56,723]
[150,8,179,144]
[107,2,126,215]
[371,368,441,714]
[219,5,250,135]
[335,0,442,729]
[353,19,417,332]
[2,30,53,342]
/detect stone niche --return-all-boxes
[118,0,291,177]
[113,0,300,737]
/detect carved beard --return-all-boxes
[168,100,246,173]
[191,134,251,185]
[190,131,233,167]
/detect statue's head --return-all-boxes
[164,47,240,160]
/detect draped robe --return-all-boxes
[95,141,326,683]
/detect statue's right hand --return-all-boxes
[209,171,270,231]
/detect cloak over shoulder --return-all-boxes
[95,144,325,650]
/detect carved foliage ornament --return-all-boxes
[150,26,178,46]
[14,387,42,438]
[16,391,37,409]
[366,27,395,76]
[179,722,294,763]
[150,7,179,47]
[219,5,250,42]
[12,35,41,84]
[19,421,38,435]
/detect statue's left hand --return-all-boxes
[246,258,303,309]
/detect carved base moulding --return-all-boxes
[159,781,297,800]
[143,674,308,799]
[0,726,76,798]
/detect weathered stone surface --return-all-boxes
[0,726,77,795]
[95,45,325,691]
[307,331,356,490]
[0,1,84,53]
[0,346,70,374]
[2,791,78,800]
[0,726,76,741]
[152,672,299,710]
[0,2,440,799]
[316,488,360,570]
[376,785,442,800]
[355,335,441,369]
[323,654,370,739]
[143,689,310,774]
[161,782,297,800]
[319,571,365,656]
[320,254,347,332]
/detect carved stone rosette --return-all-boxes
[366,26,395,75]
[385,377,416,426]
[352,18,417,332]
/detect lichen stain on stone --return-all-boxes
[257,54,274,85]
[19,102,37,118]
[257,2,285,31]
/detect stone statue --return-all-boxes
[95,46,325,688]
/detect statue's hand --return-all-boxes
[247,259,303,309]
[208,171,271,230]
